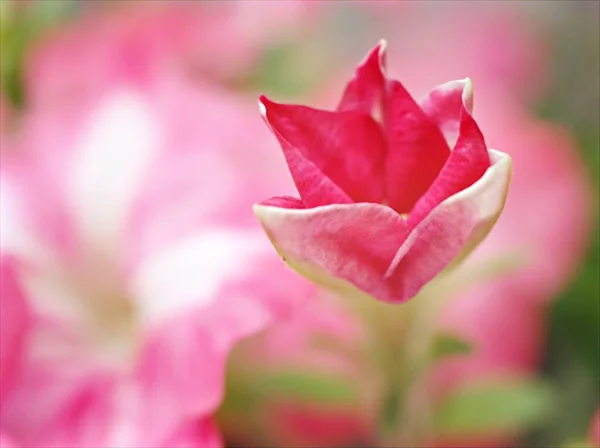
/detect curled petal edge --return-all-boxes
[419,78,473,149]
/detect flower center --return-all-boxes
[24,253,139,371]
[72,256,139,368]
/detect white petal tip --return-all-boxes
[253,203,266,218]
[257,98,267,117]
[377,39,387,74]
[462,78,474,113]
[253,203,282,224]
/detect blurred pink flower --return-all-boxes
[0,433,17,448]
[0,256,30,399]
[0,72,309,447]
[255,42,511,304]
[24,1,318,109]
[270,402,371,447]
[0,256,31,448]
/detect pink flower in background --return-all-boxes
[0,257,30,399]
[270,403,372,447]
[24,0,318,109]
[254,42,511,303]
[0,256,31,448]
[0,433,17,448]
[0,70,308,447]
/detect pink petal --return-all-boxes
[130,228,280,330]
[1,359,218,447]
[259,96,385,205]
[163,418,222,448]
[259,107,351,207]
[270,403,371,447]
[0,256,30,398]
[0,108,82,257]
[386,150,511,301]
[130,227,312,440]
[420,78,474,149]
[261,196,306,209]
[132,273,297,443]
[24,2,318,108]
[66,90,162,264]
[384,79,451,214]
[0,364,120,448]
[129,231,275,430]
[409,81,490,226]
[0,432,17,448]
[337,40,386,114]
[254,202,408,303]
[1,86,164,265]
[135,317,228,443]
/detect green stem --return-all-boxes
[342,255,524,447]
[378,294,435,447]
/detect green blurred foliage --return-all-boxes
[0,0,80,106]
[529,3,600,444]
[257,370,357,405]
[431,332,473,360]
[435,377,555,439]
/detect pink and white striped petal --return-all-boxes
[254,202,408,303]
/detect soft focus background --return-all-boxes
[0,1,598,447]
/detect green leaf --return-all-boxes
[562,440,593,448]
[259,370,357,404]
[431,332,473,360]
[435,377,555,438]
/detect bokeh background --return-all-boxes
[0,1,598,447]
